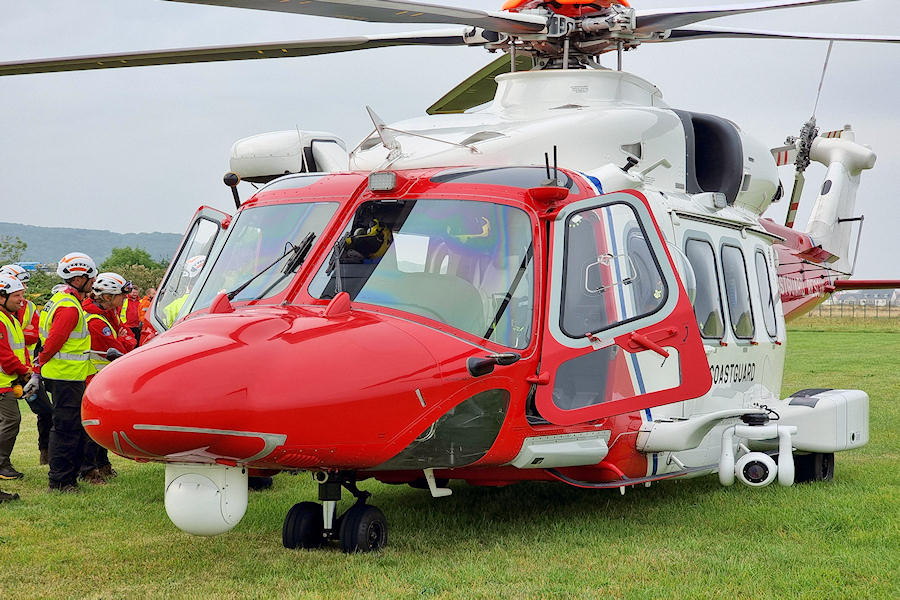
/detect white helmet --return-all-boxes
[57,252,98,280]
[93,272,133,296]
[0,275,25,296]
[182,255,206,278]
[51,284,68,295]
[0,264,29,283]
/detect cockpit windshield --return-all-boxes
[309,199,534,349]
[191,202,338,313]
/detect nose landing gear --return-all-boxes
[282,471,387,553]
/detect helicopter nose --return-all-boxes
[82,309,444,467]
[82,327,282,463]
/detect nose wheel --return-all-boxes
[282,472,387,553]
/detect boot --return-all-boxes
[0,489,19,502]
[48,483,79,494]
[98,464,117,479]
[0,466,23,480]
[39,448,49,465]
[78,469,107,485]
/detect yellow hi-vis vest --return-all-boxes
[163,294,188,328]
[23,299,37,356]
[38,291,92,381]
[85,313,117,371]
[0,309,26,389]
[120,298,129,325]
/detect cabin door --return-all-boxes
[534,191,711,426]
[148,206,231,333]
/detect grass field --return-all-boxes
[1,318,898,599]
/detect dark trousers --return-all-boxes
[82,438,110,474]
[131,326,141,346]
[26,385,53,451]
[0,390,21,470]
[45,379,87,488]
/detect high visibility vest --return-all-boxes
[163,294,188,328]
[38,291,93,381]
[0,310,26,389]
[23,299,37,356]
[120,298,129,325]
[85,313,117,371]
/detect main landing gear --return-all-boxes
[282,471,387,553]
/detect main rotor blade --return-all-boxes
[0,29,472,77]
[660,26,900,43]
[634,0,858,34]
[166,0,547,34]
[426,53,535,115]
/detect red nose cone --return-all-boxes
[83,307,443,469]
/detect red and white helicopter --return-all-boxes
[4,0,899,552]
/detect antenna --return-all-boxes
[553,145,559,187]
[543,146,560,186]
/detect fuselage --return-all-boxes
[84,69,850,488]
[82,162,822,486]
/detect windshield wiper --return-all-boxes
[325,237,346,296]
[253,232,318,300]
[225,231,316,301]
[483,243,534,341]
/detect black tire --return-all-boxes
[248,476,273,491]
[339,504,388,553]
[793,452,835,483]
[282,502,324,549]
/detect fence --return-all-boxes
[807,301,899,319]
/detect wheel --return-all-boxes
[339,504,388,553]
[248,476,273,491]
[793,452,835,483]
[282,502,324,549]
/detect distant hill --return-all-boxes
[0,222,181,266]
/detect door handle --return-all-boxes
[626,331,670,358]
[526,371,550,385]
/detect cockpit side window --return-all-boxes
[721,244,755,339]
[684,238,725,339]
[309,199,534,348]
[155,218,218,328]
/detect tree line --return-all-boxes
[1,235,168,304]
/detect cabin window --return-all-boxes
[721,244,755,339]
[684,239,725,339]
[560,202,667,338]
[754,250,778,338]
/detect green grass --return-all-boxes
[2,321,898,599]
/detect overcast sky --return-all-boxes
[1,0,898,278]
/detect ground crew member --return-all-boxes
[163,255,205,328]
[120,286,141,343]
[0,274,32,481]
[139,287,155,324]
[1,264,51,464]
[38,252,97,493]
[81,273,136,483]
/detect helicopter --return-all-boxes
[3,0,900,553]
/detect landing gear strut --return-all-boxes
[282,471,387,553]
